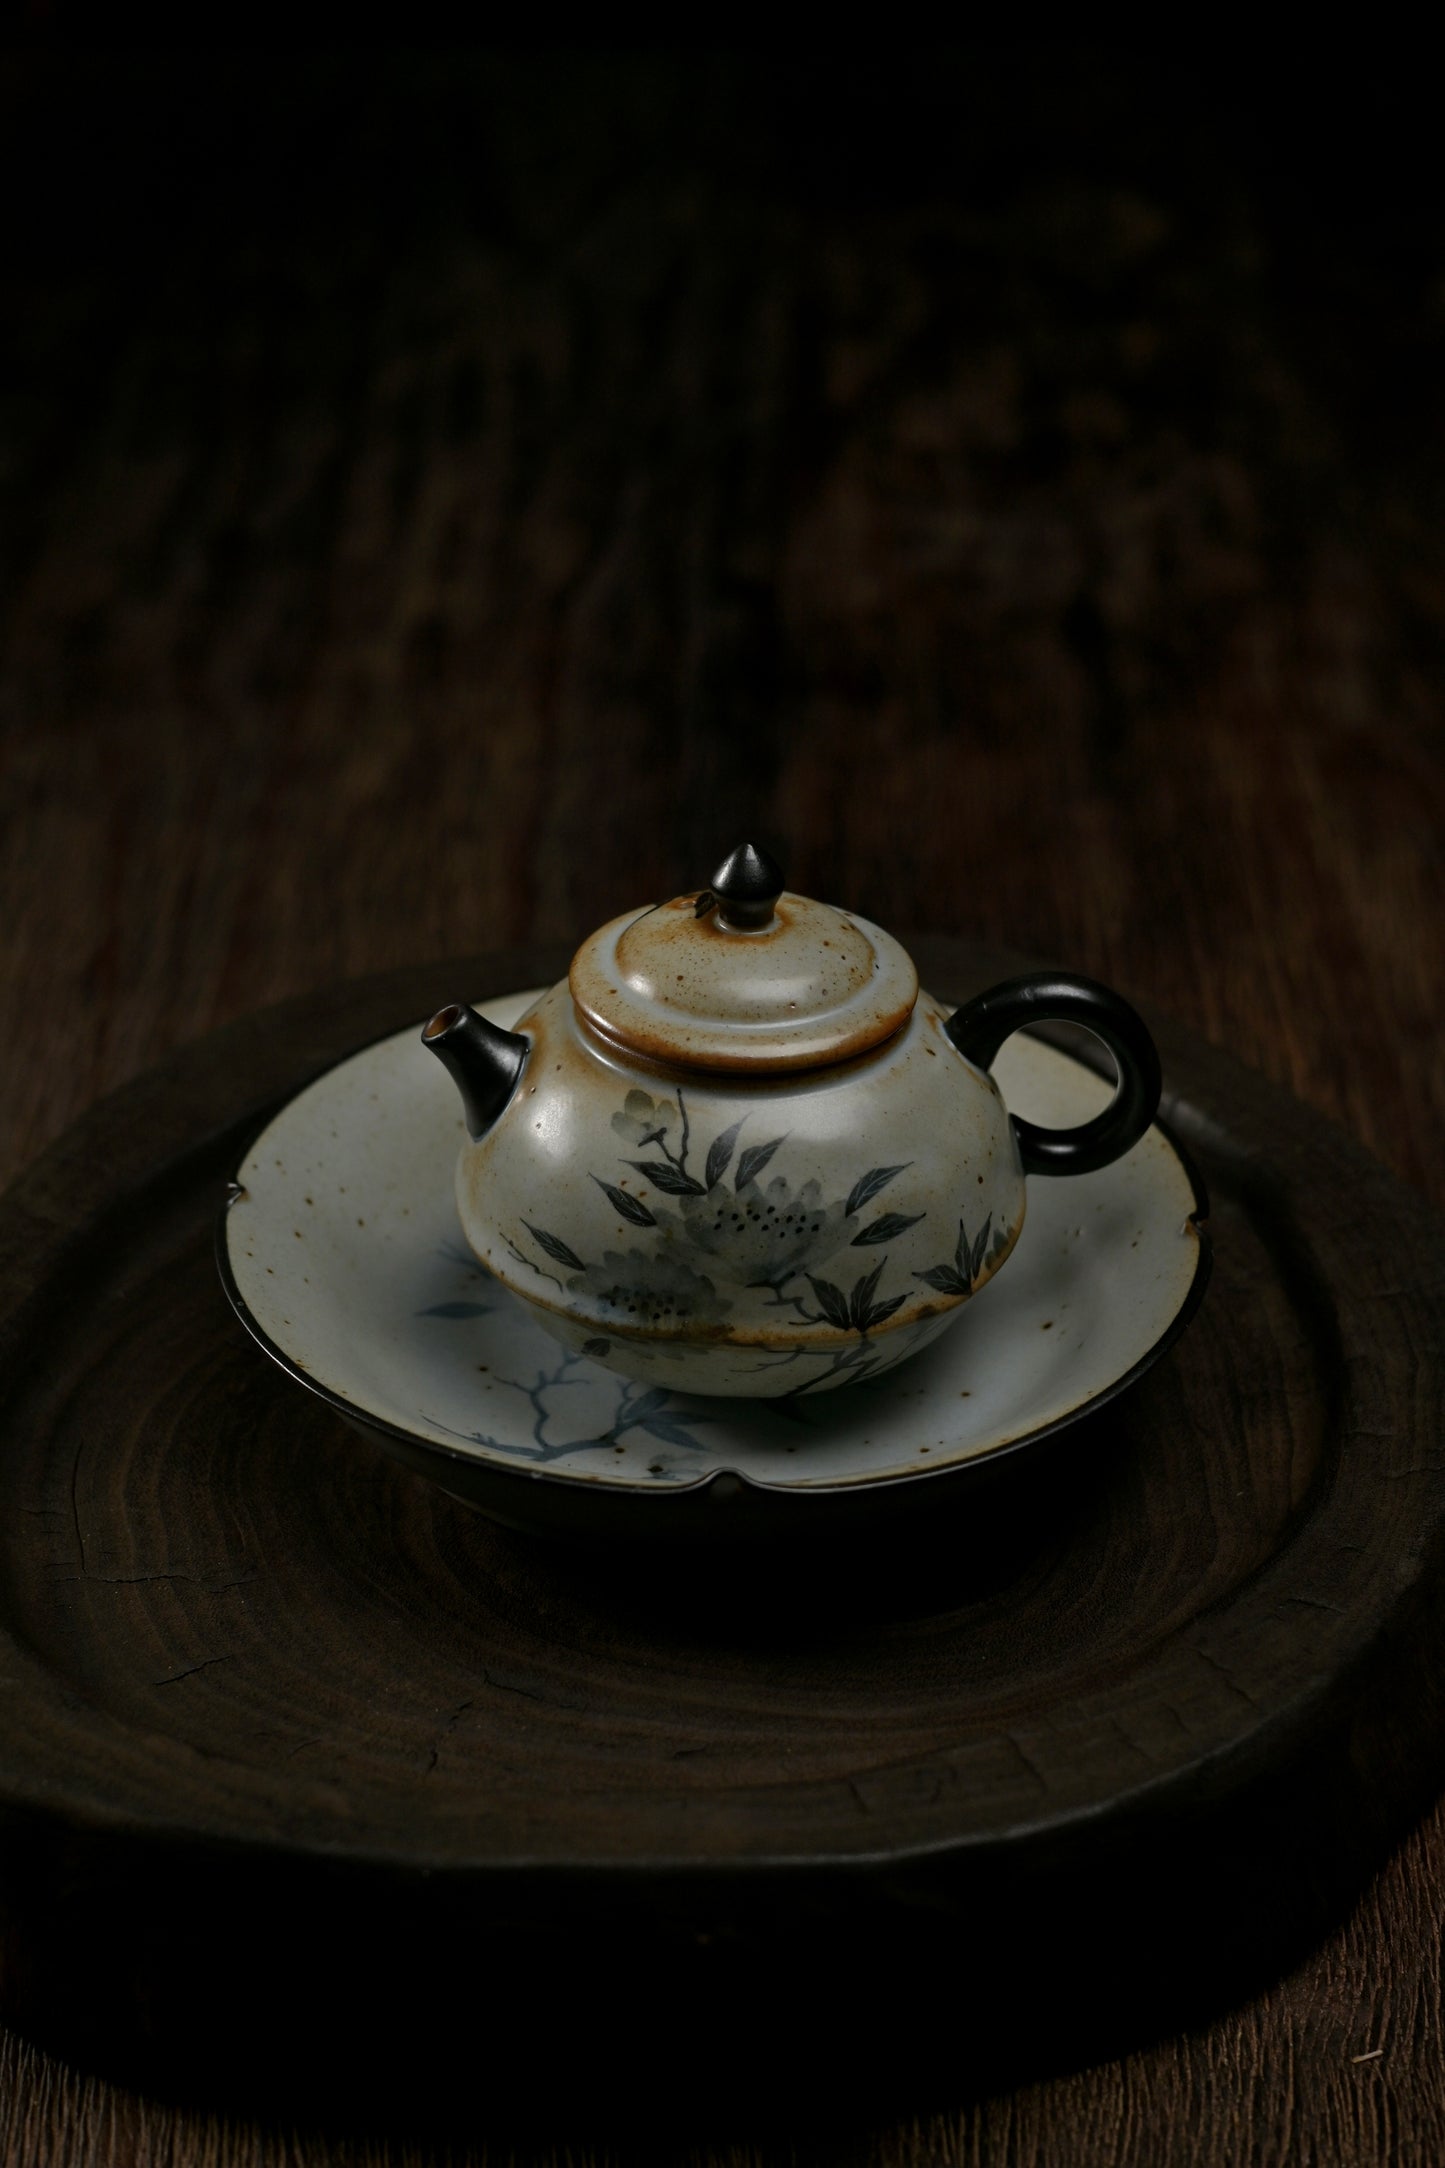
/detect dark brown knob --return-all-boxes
[709,842,784,929]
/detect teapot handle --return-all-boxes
[946,974,1162,1177]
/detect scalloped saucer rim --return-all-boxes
[219,991,1209,1511]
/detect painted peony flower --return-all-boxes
[565,1246,733,1331]
[652,1174,854,1292]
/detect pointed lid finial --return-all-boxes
[708,841,785,929]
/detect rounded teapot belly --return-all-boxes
[526,1294,972,1398]
[453,981,1024,1399]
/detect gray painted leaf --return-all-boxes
[705,1119,745,1191]
[845,1163,911,1218]
[848,1259,885,1331]
[629,1385,672,1420]
[638,1417,706,1450]
[806,1274,852,1331]
[626,1159,705,1197]
[735,1136,787,1191]
[970,1212,993,1281]
[851,1211,926,1246]
[591,1178,657,1228]
[523,1223,585,1271]
[915,1263,970,1294]
[864,1291,908,1329]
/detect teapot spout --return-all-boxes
[422,1004,528,1138]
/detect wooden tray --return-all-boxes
[2,938,1444,2119]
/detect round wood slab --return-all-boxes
[2,938,1444,2115]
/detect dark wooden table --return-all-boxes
[2,47,1443,2166]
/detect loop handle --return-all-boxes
[946,974,1162,1177]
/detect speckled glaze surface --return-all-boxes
[458,975,1022,1396]
[222,991,1206,1498]
[569,890,919,1071]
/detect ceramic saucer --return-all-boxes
[220,990,1209,1541]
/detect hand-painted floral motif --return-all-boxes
[420,1248,714,1469]
[914,1213,1012,1298]
[511,1086,929,1365]
[653,1175,854,1290]
[555,1245,732,1331]
[610,1089,680,1150]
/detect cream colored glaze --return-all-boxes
[455,979,1023,1397]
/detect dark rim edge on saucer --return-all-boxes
[215,1024,1212,1512]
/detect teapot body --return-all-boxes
[427,849,1162,1401]
[455,977,1024,1398]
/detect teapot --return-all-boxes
[422,845,1161,1398]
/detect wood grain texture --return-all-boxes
[2,44,1444,2168]
[2,938,1444,2158]
[0,941,1428,1848]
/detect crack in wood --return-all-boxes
[152,1655,236,1688]
[424,1698,475,1775]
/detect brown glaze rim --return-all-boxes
[453,1203,1029,1362]
[567,989,921,1074]
[570,998,919,1084]
[567,899,921,1074]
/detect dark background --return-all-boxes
[2,44,1444,2165]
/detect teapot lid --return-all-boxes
[568,844,919,1074]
